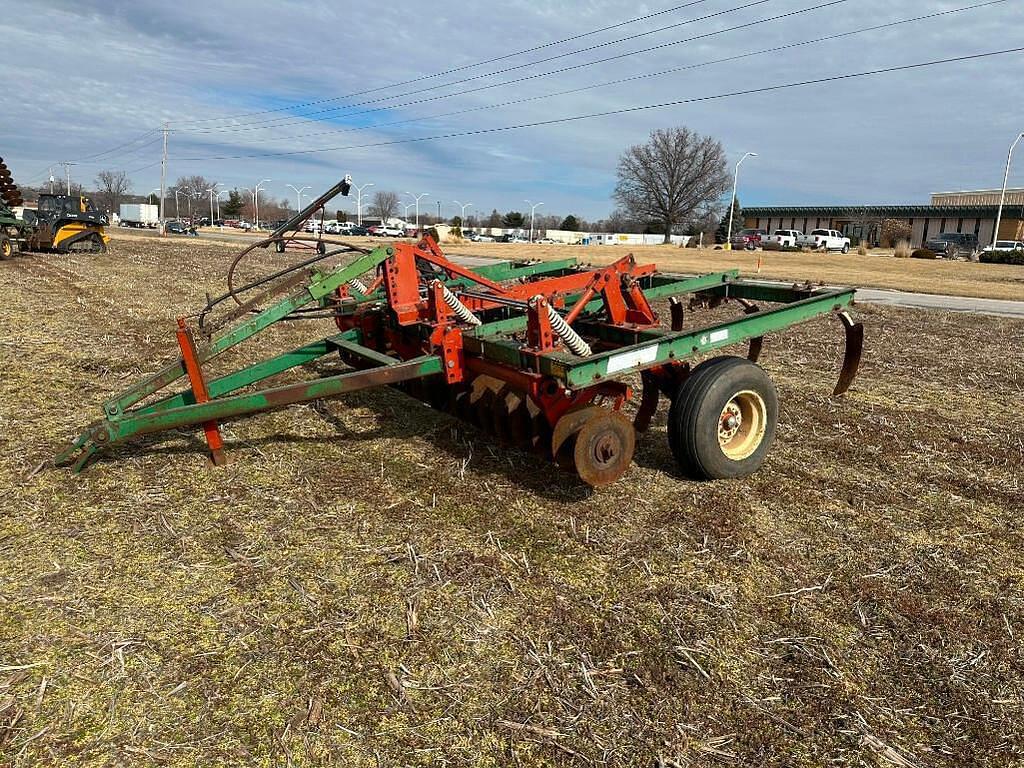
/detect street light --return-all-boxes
[254,179,271,229]
[525,200,544,243]
[173,188,184,221]
[403,202,415,222]
[405,192,429,229]
[993,133,1024,252]
[149,188,160,206]
[453,200,473,231]
[205,183,222,227]
[215,189,228,221]
[726,152,757,250]
[353,182,374,226]
[286,184,311,215]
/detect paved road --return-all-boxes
[854,287,1024,318]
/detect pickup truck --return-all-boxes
[923,232,978,259]
[730,228,767,250]
[797,229,851,253]
[763,229,802,249]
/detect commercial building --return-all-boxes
[743,188,1024,247]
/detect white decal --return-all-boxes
[606,346,658,373]
[709,329,730,343]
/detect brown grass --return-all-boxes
[1,239,1022,766]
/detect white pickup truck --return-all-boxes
[796,228,851,253]
[763,229,802,248]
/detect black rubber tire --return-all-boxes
[841,243,850,254]
[0,234,12,259]
[667,356,778,480]
[275,240,286,253]
[317,241,326,255]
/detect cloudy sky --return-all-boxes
[3,0,1021,220]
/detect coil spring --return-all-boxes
[348,278,369,294]
[542,300,592,357]
[435,281,482,326]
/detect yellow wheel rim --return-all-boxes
[718,390,767,461]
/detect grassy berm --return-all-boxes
[0,238,1022,767]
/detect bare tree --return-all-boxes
[173,175,218,205]
[369,191,400,222]
[94,170,132,215]
[614,127,729,243]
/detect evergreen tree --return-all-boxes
[716,197,742,243]
[502,211,525,228]
[560,215,580,231]
[222,189,245,217]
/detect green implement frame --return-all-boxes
[55,245,861,472]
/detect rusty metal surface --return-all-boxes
[833,310,865,397]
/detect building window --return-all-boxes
[957,218,963,233]
[815,218,820,228]
[974,219,981,236]
[756,218,760,228]
[923,219,930,240]
[803,218,808,231]
[939,218,946,233]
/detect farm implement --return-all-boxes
[56,228,863,486]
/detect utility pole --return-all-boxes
[525,200,544,243]
[48,167,55,194]
[159,122,168,235]
[206,185,218,226]
[353,182,374,226]
[60,161,75,195]
[436,200,441,223]
[404,192,429,229]
[993,133,1024,251]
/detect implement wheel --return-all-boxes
[0,234,12,260]
[668,356,777,480]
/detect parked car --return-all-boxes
[476,234,495,242]
[730,228,767,250]
[165,221,196,236]
[980,239,1024,253]
[796,229,851,253]
[763,229,802,248]
[924,232,979,259]
[537,237,557,244]
[346,225,369,236]
[369,225,404,237]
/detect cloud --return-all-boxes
[3,0,1022,218]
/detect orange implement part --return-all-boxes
[175,317,227,466]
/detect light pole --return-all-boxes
[286,184,311,215]
[173,188,183,221]
[453,200,473,232]
[353,182,374,226]
[726,152,757,250]
[254,179,271,229]
[403,202,415,224]
[525,200,544,243]
[405,192,429,229]
[993,133,1024,251]
[149,188,160,206]
[205,185,220,226]
[215,189,228,222]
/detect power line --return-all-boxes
[170,0,721,125]
[177,0,848,137]
[173,0,782,132]
[169,47,1024,163]
[72,128,162,163]
[170,0,1007,149]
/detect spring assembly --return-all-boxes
[434,281,482,326]
[542,299,592,357]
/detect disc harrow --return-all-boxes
[56,182,864,486]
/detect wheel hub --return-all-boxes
[718,390,767,461]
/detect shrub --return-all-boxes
[857,242,869,256]
[881,219,913,247]
[980,249,1024,265]
[910,246,937,259]
[894,240,914,258]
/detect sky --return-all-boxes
[2,0,1022,221]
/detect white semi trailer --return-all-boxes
[119,203,159,228]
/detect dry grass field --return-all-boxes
[1,237,1022,767]
[172,229,1024,301]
